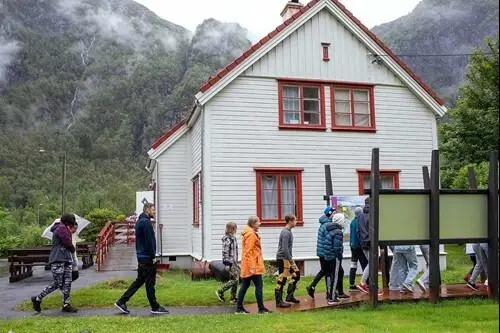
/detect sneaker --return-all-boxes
[401,284,414,293]
[466,282,479,291]
[61,304,78,313]
[416,280,427,292]
[229,299,237,304]
[356,283,369,293]
[114,302,130,314]
[258,307,272,314]
[151,306,169,314]
[31,297,41,313]
[215,290,225,302]
[337,293,350,299]
[306,285,315,298]
[327,298,340,305]
[485,280,488,287]
[235,307,250,314]
[276,301,291,308]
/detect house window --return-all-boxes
[332,85,375,131]
[255,168,303,226]
[278,81,325,129]
[192,174,200,227]
[322,42,331,61]
[357,170,400,194]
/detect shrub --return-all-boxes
[80,208,121,242]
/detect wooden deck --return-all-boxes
[245,284,488,313]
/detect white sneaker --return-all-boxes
[484,279,488,287]
[416,280,427,292]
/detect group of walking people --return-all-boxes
[32,200,490,315]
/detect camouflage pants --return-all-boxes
[218,264,240,299]
[37,263,72,305]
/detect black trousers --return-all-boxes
[349,247,368,286]
[237,275,265,311]
[312,257,344,295]
[118,259,160,309]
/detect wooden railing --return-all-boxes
[96,221,115,272]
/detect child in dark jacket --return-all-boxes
[216,222,239,303]
[349,207,367,290]
[323,214,345,304]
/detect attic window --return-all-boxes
[322,43,331,61]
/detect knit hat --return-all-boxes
[324,206,335,216]
[333,213,345,226]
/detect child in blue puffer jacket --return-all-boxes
[323,214,345,304]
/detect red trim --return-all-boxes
[278,80,326,129]
[192,174,201,227]
[255,169,303,226]
[151,120,186,150]
[331,84,376,131]
[357,170,400,195]
[254,167,304,171]
[197,0,443,106]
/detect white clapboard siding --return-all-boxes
[203,76,437,261]
[190,115,203,257]
[156,132,192,255]
[191,115,202,177]
[245,9,401,86]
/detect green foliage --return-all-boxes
[448,162,490,189]
[440,36,499,187]
[0,208,47,255]
[81,208,121,242]
[0,1,250,220]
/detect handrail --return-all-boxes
[96,221,115,272]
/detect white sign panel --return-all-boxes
[136,191,154,216]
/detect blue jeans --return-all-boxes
[237,275,264,310]
[390,248,418,288]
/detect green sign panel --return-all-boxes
[440,194,488,239]
[379,194,429,241]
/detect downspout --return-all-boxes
[155,160,160,255]
[199,102,205,259]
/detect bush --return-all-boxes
[80,208,122,242]
[451,162,489,189]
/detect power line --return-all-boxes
[374,52,499,58]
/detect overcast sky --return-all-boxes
[135,0,422,41]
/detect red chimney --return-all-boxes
[280,0,304,21]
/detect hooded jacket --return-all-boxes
[240,226,265,278]
[324,221,344,261]
[357,203,370,250]
[48,223,76,264]
[135,213,156,260]
[316,214,332,258]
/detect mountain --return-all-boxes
[372,0,499,105]
[0,0,250,214]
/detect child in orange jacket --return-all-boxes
[235,216,271,314]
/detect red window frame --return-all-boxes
[192,174,201,227]
[322,42,331,61]
[331,84,376,132]
[255,168,303,227]
[357,169,400,195]
[278,80,326,130]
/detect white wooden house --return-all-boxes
[147,0,448,274]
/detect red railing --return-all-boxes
[96,221,115,272]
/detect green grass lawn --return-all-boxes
[3,299,498,333]
[18,244,474,311]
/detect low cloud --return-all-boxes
[0,38,21,83]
